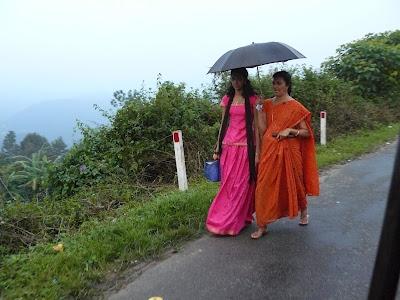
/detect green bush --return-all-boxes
[48,81,220,197]
[322,30,400,99]
[48,126,124,197]
[290,67,397,139]
[109,81,220,181]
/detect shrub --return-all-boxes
[322,30,400,100]
[48,81,220,197]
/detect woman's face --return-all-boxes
[231,74,245,90]
[272,77,289,97]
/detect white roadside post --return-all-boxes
[320,111,327,145]
[172,130,188,191]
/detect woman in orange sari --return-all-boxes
[251,71,319,239]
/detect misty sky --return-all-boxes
[0,0,399,118]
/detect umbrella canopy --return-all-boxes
[208,42,305,73]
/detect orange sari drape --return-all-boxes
[255,99,319,227]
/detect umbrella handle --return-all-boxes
[256,66,264,98]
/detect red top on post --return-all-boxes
[173,131,180,143]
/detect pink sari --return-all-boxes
[206,95,256,235]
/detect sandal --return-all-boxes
[299,214,309,226]
[251,227,267,239]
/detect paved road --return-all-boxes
[107,142,399,300]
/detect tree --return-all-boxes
[0,169,17,202]
[322,30,400,99]
[50,137,67,159]
[1,131,19,156]
[0,152,7,167]
[7,150,50,199]
[19,133,49,157]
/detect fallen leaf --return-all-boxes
[53,243,64,252]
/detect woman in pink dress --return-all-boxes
[206,68,259,235]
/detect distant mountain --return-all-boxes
[0,99,113,147]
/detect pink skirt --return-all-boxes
[206,145,255,235]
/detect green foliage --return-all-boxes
[0,182,145,255]
[290,67,397,137]
[48,137,68,160]
[0,181,217,299]
[1,132,68,163]
[48,125,130,197]
[317,123,400,168]
[47,64,399,199]
[322,30,400,99]
[109,81,219,181]
[211,71,231,99]
[8,151,50,196]
[48,80,220,197]
[1,131,19,156]
[0,170,14,205]
[0,152,7,166]
[252,66,398,140]
[19,133,49,157]
[0,150,51,202]
[0,135,69,203]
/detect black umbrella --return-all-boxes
[208,42,305,73]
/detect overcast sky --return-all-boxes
[0,0,399,117]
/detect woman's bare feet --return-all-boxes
[251,227,267,239]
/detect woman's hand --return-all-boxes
[276,128,292,140]
[213,153,220,160]
[255,96,264,112]
[255,153,259,167]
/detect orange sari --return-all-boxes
[255,99,319,226]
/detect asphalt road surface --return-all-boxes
[107,142,399,300]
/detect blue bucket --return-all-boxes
[204,160,220,182]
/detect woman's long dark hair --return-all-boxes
[217,68,257,183]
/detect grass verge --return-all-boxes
[1,123,399,299]
[317,123,399,168]
[0,182,219,299]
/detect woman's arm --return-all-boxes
[296,120,310,138]
[276,119,310,140]
[254,103,260,165]
[213,107,226,160]
[255,98,267,162]
[256,99,267,137]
